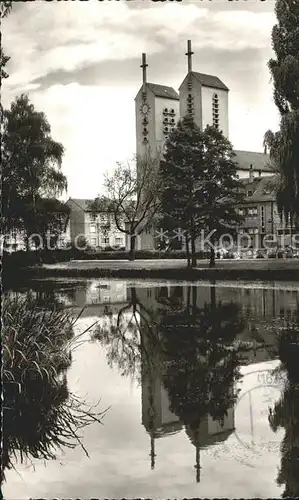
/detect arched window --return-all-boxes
[212,93,219,129]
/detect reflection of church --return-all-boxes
[141,345,235,481]
[139,291,235,482]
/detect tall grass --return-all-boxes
[2,295,107,482]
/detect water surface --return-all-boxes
[3,279,299,499]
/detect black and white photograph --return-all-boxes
[1,0,299,498]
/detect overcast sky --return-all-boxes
[2,0,279,199]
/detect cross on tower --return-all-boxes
[141,53,148,90]
[185,39,194,73]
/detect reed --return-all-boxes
[2,295,108,482]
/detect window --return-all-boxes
[90,238,97,246]
[90,213,97,222]
[102,237,109,244]
[115,237,123,245]
[248,207,258,216]
[247,190,253,197]
[238,208,245,216]
[260,206,265,229]
[212,93,219,130]
[90,225,96,233]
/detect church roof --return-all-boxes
[192,72,229,91]
[146,83,179,100]
[66,198,95,211]
[179,72,229,91]
[66,198,114,212]
[234,150,276,173]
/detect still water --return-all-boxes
[3,279,299,499]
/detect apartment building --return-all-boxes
[65,198,126,249]
[237,173,298,249]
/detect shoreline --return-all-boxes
[5,264,299,282]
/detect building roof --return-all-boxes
[145,82,179,101]
[192,72,229,91]
[66,198,94,211]
[179,72,229,91]
[240,175,278,203]
[234,150,276,173]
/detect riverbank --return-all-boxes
[5,258,299,282]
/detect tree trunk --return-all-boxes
[191,232,197,268]
[129,233,136,261]
[210,281,216,309]
[209,247,215,268]
[185,234,191,267]
[192,285,197,317]
[209,231,216,268]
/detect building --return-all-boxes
[3,198,70,252]
[65,198,126,250]
[236,173,298,250]
[135,40,276,250]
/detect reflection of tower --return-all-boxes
[140,330,182,469]
[185,406,235,482]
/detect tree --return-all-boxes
[264,0,299,225]
[159,116,243,268]
[268,312,299,497]
[90,155,160,260]
[1,1,12,83]
[2,94,68,249]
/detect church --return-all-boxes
[134,40,276,251]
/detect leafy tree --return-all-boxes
[263,0,299,225]
[268,313,299,497]
[1,1,12,83]
[90,156,160,260]
[159,116,243,267]
[2,94,68,249]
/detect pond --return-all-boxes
[3,278,299,499]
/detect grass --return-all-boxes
[2,295,108,482]
[5,263,299,282]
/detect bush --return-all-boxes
[2,295,107,483]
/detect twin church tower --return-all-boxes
[135,40,229,160]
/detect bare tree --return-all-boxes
[91,155,161,260]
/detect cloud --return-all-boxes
[1,1,278,198]
[2,2,275,91]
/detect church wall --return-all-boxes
[154,97,179,155]
[201,86,229,138]
[135,88,156,160]
[139,224,156,250]
[179,75,203,127]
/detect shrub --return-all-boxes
[2,295,108,482]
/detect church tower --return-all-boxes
[179,40,229,138]
[135,53,180,161]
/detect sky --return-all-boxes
[2,0,280,200]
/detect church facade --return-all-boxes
[134,40,276,252]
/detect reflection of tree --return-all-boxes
[92,287,163,382]
[2,295,107,483]
[268,315,299,498]
[93,284,247,479]
[157,286,244,481]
